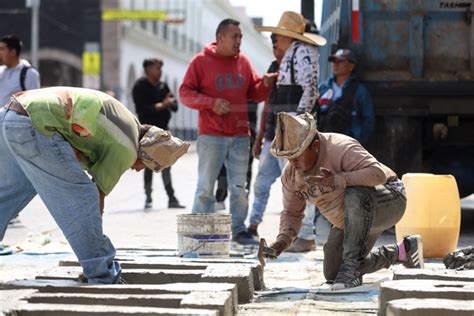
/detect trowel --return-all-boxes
[257,238,277,269]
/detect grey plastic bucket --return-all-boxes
[177,214,231,258]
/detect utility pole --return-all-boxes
[301,0,314,21]
[26,0,40,68]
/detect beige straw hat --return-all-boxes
[138,126,189,172]
[270,112,318,159]
[255,11,326,46]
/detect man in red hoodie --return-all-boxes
[179,18,277,245]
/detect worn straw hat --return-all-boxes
[138,126,190,172]
[270,112,318,159]
[255,11,326,46]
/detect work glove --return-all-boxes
[269,239,288,258]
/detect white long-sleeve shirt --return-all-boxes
[277,41,319,113]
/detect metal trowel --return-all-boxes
[257,238,277,269]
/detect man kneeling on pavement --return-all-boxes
[267,112,424,290]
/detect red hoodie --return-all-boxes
[179,43,270,137]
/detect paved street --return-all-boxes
[1,141,474,315]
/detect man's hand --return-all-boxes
[163,93,177,108]
[269,239,288,257]
[304,167,335,187]
[154,93,176,111]
[213,98,231,116]
[252,135,263,159]
[262,72,278,87]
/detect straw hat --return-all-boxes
[270,112,318,159]
[255,11,326,46]
[138,126,190,172]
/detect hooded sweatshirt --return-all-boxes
[179,43,270,137]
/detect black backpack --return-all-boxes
[19,66,30,91]
[317,80,359,134]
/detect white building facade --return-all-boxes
[103,0,273,140]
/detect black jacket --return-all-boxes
[132,77,177,129]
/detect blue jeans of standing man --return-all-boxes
[0,108,121,284]
[193,135,250,236]
[249,139,286,225]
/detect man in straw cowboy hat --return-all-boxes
[0,87,189,284]
[266,112,424,290]
[179,18,277,245]
[252,12,325,250]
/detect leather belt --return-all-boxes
[4,99,28,116]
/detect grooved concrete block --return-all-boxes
[35,267,205,284]
[386,298,474,316]
[379,280,474,316]
[183,259,264,291]
[27,292,183,308]
[59,259,209,270]
[181,291,233,316]
[2,302,218,315]
[201,265,254,303]
[393,269,474,283]
[25,291,233,315]
[59,259,264,291]
[4,280,238,312]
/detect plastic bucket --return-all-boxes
[177,214,231,258]
[396,173,461,258]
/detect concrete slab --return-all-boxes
[379,279,474,316]
[24,291,233,316]
[197,261,262,291]
[386,298,474,316]
[3,280,238,312]
[2,302,218,315]
[202,265,254,304]
[393,268,474,282]
[59,259,208,270]
[181,291,233,316]
[35,267,205,284]
[26,292,182,306]
[58,259,264,290]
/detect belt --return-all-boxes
[4,99,28,116]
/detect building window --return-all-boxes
[163,23,168,40]
[172,29,178,47]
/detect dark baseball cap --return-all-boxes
[328,49,357,63]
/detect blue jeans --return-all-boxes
[249,139,286,225]
[297,204,318,240]
[193,135,249,236]
[0,108,121,284]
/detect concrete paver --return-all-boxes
[379,279,474,316]
[386,298,474,316]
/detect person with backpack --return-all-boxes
[318,48,375,146]
[250,12,326,241]
[287,48,376,252]
[0,34,40,232]
[0,35,40,106]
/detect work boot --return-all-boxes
[144,196,152,209]
[168,197,185,209]
[331,262,363,291]
[286,238,316,253]
[247,226,259,238]
[402,235,424,269]
[232,231,259,246]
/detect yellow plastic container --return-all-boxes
[395,173,461,258]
